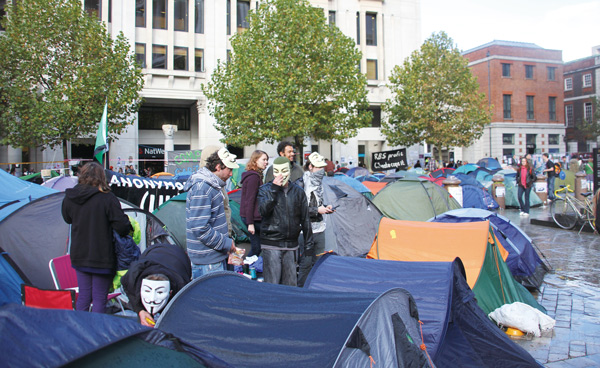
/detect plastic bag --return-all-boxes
[488,302,555,337]
[227,247,246,266]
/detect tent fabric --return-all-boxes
[372,178,461,221]
[0,169,57,221]
[305,255,543,368]
[429,208,547,289]
[40,175,78,191]
[368,218,545,315]
[453,174,499,210]
[362,181,388,195]
[0,253,25,307]
[453,164,479,175]
[0,304,231,368]
[331,173,372,194]
[430,168,455,178]
[500,173,543,208]
[477,157,502,170]
[345,166,370,178]
[157,272,432,368]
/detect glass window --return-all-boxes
[503,133,515,145]
[503,94,512,119]
[136,0,146,27]
[328,11,335,26]
[583,74,592,88]
[138,106,190,130]
[366,60,377,80]
[174,0,187,31]
[152,45,167,69]
[174,47,188,71]
[237,1,250,33]
[226,0,231,35]
[526,134,536,145]
[366,13,377,46]
[195,0,204,33]
[85,0,101,19]
[503,148,515,157]
[549,134,560,145]
[565,104,574,126]
[547,66,556,81]
[368,106,381,127]
[565,78,573,91]
[356,12,360,45]
[525,65,534,79]
[501,63,511,77]
[585,102,593,121]
[526,95,534,120]
[195,49,204,72]
[548,96,556,121]
[153,0,167,29]
[135,43,146,68]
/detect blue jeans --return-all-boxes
[243,218,262,257]
[518,186,531,214]
[262,248,297,286]
[547,176,555,200]
[191,260,225,279]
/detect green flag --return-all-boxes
[93,104,108,164]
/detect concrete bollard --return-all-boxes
[534,175,548,205]
[491,175,506,210]
[575,172,587,201]
[443,176,462,207]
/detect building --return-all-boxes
[0,0,422,174]
[563,46,600,153]
[461,41,565,163]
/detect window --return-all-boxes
[136,0,146,27]
[195,0,204,33]
[503,148,515,157]
[135,43,146,68]
[548,97,556,121]
[366,13,377,46]
[174,0,187,31]
[174,47,188,71]
[368,106,381,127]
[549,134,560,145]
[226,0,231,35]
[328,11,336,25]
[564,78,572,91]
[501,63,511,77]
[547,67,556,81]
[237,1,250,33]
[585,102,593,122]
[503,94,512,119]
[503,133,515,145]
[195,49,204,72]
[366,60,377,80]
[85,0,100,19]
[153,0,167,29]
[356,12,360,44]
[583,74,592,88]
[138,106,190,130]
[152,45,167,69]
[525,65,534,79]
[526,96,535,120]
[565,105,574,126]
[526,134,536,145]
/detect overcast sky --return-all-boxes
[420,0,600,62]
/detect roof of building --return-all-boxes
[463,40,544,55]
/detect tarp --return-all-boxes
[368,218,545,315]
[372,178,461,221]
[157,272,432,368]
[305,255,543,368]
[0,169,57,221]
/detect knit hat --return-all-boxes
[273,157,290,165]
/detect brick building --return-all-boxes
[461,41,565,163]
[563,46,600,153]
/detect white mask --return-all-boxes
[273,162,291,186]
[141,278,171,315]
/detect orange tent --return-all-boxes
[362,181,387,195]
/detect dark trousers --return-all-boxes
[297,231,326,287]
[243,219,262,257]
[262,248,297,286]
[75,270,114,313]
[518,186,531,214]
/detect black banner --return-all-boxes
[594,148,599,195]
[371,149,407,171]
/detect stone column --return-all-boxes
[443,176,462,207]
[196,97,207,149]
[491,175,506,210]
[7,146,22,176]
[534,175,548,205]
[162,124,178,173]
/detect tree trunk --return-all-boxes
[294,135,304,166]
[62,139,69,168]
[436,145,443,167]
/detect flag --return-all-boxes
[93,104,108,165]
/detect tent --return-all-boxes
[0,169,57,221]
[20,170,60,184]
[500,172,543,208]
[453,164,479,175]
[331,173,373,198]
[430,167,455,178]
[477,157,502,170]
[362,180,388,196]
[0,253,25,307]
[156,272,433,368]
[305,255,543,368]
[372,178,461,221]
[0,304,231,368]
[453,173,499,210]
[367,218,545,315]
[345,166,370,178]
[40,175,78,191]
[429,208,548,289]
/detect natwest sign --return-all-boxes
[371,149,407,171]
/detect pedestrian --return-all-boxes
[200,145,234,237]
[240,150,269,258]
[297,152,333,287]
[584,159,593,184]
[324,158,335,176]
[61,162,133,313]
[516,156,536,217]
[184,147,239,279]
[258,157,314,286]
[542,153,556,201]
[414,160,421,168]
[264,141,304,183]
[561,156,569,170]
[426,158,437,172]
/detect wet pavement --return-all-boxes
[499,205,600,367]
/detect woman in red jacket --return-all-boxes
[240,150,269,257]
[515,156,536,217]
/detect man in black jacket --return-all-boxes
[258,157,314,286]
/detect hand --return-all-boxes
[273,174,284,187]
[318,205,334,214]
[229,241,237,254]
[248,224,255,235]
[139,310,155,327]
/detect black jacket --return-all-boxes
[121,243,192,314]
[62,184,132,270]
[258,182,314,255]
[515,165,536,189]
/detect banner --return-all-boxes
[167,149,203,176]
[93,104,108,164]
[371,149,407,171]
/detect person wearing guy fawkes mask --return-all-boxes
[257,157,314,286]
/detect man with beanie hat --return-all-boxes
[258,157,313,286]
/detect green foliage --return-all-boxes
[203,0,371,148]
[0,0,144,156]
[382,31,491,162]
[578,97,600,141]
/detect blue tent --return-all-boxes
[0,169,57,221]
[454,173,499,210]
[157,272,432,368]
[453,164,479,175]
[305,255,542,368]
[0,253,25,307]
[429,208,548,289]
[477,157,502,170]
[330,174,372,196]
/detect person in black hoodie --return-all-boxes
[61,162,132,313]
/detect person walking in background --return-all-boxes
[516,156,536,217]
[61,162,132,313]
[240,150,269,258]
[542,153,556,201]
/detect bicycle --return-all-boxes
[550,185,595,233]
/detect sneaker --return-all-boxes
[523,212,529,217]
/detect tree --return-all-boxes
[203,0,371,158]
[577,97,600,149]
[382,32,491,163]
[0,0,144,165]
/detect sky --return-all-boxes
[420,0,600,62]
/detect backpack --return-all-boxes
[554,162,562,175]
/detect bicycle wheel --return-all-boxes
[550,199,578,229]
